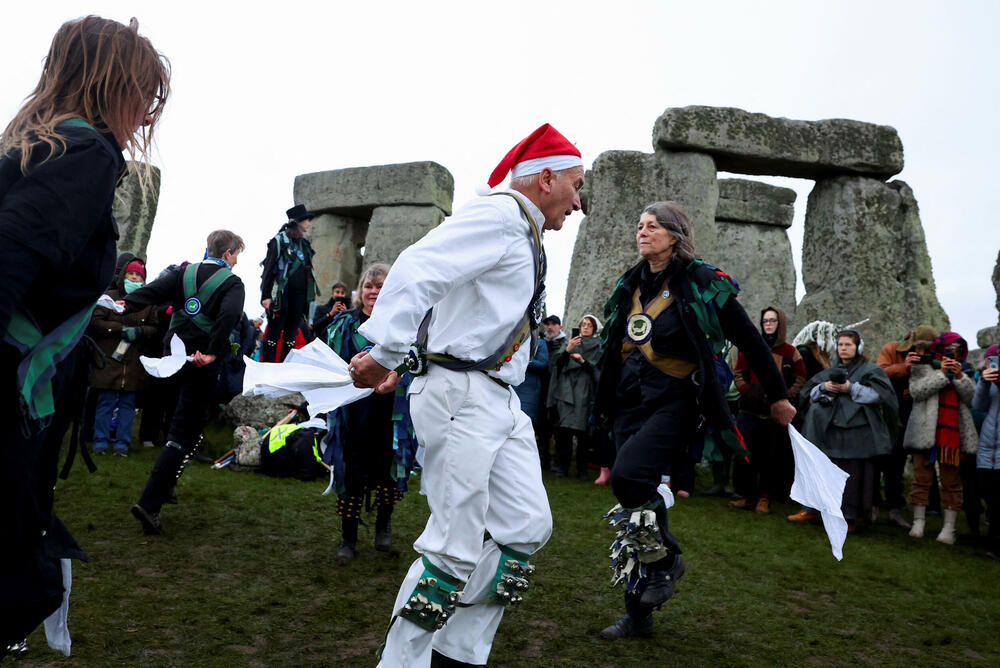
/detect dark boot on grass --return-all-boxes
[338,516,358,561]
[639,554,685,608]
[131,504,162,535]
[375,505,393,552]
[600,594,653,639]
[704,461,732,496]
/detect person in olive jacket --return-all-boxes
[88,258,158,456]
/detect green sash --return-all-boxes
[169,263,234,334]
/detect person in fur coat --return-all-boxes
[903,332,978,544]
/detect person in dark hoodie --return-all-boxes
[88,258,158,456]
[125,230,245,535]
[729,306,806,512]
[595,202,795,640]
[0,16,170,654]
[260,205,318,362]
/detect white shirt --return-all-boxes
[359,189,544,386]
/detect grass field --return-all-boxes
[12,441,1000,667]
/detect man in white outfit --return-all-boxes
[349,124,584,667]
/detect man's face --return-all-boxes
[539,167,584,231]
[544,321,562,339]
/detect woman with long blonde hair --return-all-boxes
[0,16,169,655]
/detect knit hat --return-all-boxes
[124,259,146,279]
[477,123,582,195]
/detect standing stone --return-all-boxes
[563,150,717,328]
[293,161,454,296]
[364,205,446,269]
[653,106,904,180]
[976,249,1000,348]
[308,213,367,297]
[714,179,798,323]
[113,161,161,259]
[797,177,949,349]
[293,161,453,216]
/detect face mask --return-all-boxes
[124,279,144,294]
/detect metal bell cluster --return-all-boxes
[491,558,535,607]
[400,574,460,631]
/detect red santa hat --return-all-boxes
[476,123,582,195]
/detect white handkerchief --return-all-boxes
[788,425,850,560]
[140,334,192,378]
[97,294,124,314]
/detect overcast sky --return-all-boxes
[4,1,998,346]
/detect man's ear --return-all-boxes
[538,168,555,194]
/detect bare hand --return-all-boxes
[331,301,347,316]
[941,358,962,376]
[191,351,216,367]
[905,351,922,366]
[261,298,272,310]
[570,353,585,364]
[770,399,797,427]
[349,350,398,393]
[984,368,1000,383]
[566,335,582,352]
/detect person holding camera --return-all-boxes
[311,281,350,342]
[972,344,1000,556]
[903,332,978,544]
[548,314,603,479]
[800,330,897,531]
[260,205,318,362]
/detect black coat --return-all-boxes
[597,258,788,435]
[125,262,245,358]
[0,122,123,644]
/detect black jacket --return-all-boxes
[597,258,788,433]
[0,123,122,336]
[260,230,314,303]
[125,262,245,358]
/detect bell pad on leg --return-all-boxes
[398,556,463,632]
[605,502,669,594]
[489,546,535,607]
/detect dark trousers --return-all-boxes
[138,363,219,513]
[0,346,82,648]
[138,377,178,445]
[960,455,983,531]
[262,290,307,362]
[610,397,696,542]
[979,469,1000,551]
[732,414,790,502]
[874,442,908,511]
[832,457,877,522]
[555,427,590,476]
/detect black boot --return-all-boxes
[374,505,393,552]
[280,340,297,363]
[705,461,731,496]
[600,594,653,639]
[260,339,279,363]
[136,440,186,520]
[639,554,686,608]
[338,515,358,560]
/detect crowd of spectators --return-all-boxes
[518,307,999,557]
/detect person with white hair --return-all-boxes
[348,124,584,666]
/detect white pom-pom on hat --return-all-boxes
[475,183,492,196]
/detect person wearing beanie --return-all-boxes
[903,331,978,544]
[87,258,157,456]
[348,123,583,666]
[872,326,939,528]
[260,204,318,362]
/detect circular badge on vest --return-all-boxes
[184,297,202,316]
[296,249,305,261]
[626,313,653,344]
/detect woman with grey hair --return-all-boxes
[594,201,796,639]
[323,264,417,560]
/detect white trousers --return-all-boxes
[378,365,552,666]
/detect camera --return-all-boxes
[914,353,935,365]
[988,355,999,370]
[332,296,350,307]
[829,368,847,384]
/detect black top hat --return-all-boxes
[286,204,314,224]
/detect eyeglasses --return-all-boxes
[762,318,779,324]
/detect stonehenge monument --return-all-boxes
[565,105,950,348]
[113,161,161,259]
